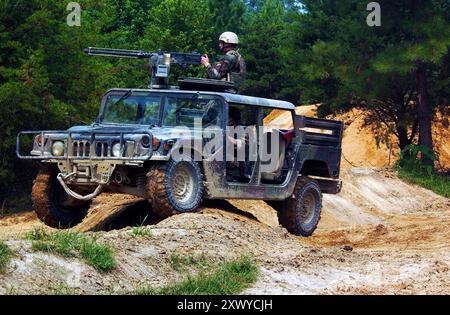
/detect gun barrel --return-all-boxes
[171,52,202,65]
[84,47,152,59]
[84,47,201,65]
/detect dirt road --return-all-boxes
[0,168,449,295]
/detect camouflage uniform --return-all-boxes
[206,50,246,90]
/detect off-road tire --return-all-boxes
[32,165,90,228]
[146,159,204,218]
[276,177,322,237]
[264,200,284,211]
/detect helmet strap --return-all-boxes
[222,43,236,53]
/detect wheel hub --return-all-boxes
[171,165,194,203]
[300,191,316,225]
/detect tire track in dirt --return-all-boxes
[0,168,448,294]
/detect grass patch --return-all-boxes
[25,228,116,272]
[396,144,449,198]
[129,226,153,238]
[134,256,259,295]
[169,253,210,272]
[398,169,450,198]
[129,214,153,238]
[46,283,75,295]
[80,239,115,272]
[0,242,13,273]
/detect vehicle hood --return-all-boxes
[67,125,202,141]
[68,124,151,134]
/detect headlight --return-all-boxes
[141,135,151,148]
[52,141,65,157]
[112,143,122,157]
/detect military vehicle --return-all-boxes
[17,48,343,236]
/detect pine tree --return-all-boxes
[241,0,286,98]
[371,0,450,164]
[207,0,246,37]
[284,0,449,160]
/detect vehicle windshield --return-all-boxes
[163,95,223,128]
[102,92,161,125]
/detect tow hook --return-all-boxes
[57,173,104,201]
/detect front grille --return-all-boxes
[72,141,91,157]
[72,141,110,157]
[95,142,110,157]
[69,139,138,159]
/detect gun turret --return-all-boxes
[84,47,202,89]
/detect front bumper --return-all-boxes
[17,130,155,186]
[17,130,153,161]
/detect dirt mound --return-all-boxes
[0,212,40,239]
[73,194,148,232]
[433,110,450,170]
[336,109,449,169]
[0,212,36,227]
[315,168,450,250]
[264,105,318,128]
[0,168,448,294]
[265,105,450,169]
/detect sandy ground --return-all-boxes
[0,168,448,295]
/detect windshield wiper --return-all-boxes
[98,89,133,123]
[114,89,133,107]
[174,92,200,115]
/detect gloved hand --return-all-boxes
[201,54,211,68]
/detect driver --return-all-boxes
[227,106,246,151]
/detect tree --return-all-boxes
[284,0,449,159]
[139,0,215,83]
[371,0,450,164]
[207,0,247,37]
[0,0,115,202]
[240,0,286,98]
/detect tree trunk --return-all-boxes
[397,126,409,151]
[416,62,434,166]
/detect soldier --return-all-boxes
[201,32,246,91]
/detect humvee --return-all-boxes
[17,48,343,237]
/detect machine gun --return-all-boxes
[84,47,202,89]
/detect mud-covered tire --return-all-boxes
[264,200,284,212]
[276,177,322,237]
[146,158,204,218]
[32,165,90,228]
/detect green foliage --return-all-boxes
[129,226,153,238]
[0,0,111,201]
[169,253,209,271]
[241,0,286,98]
[26,228,116,272]
[207,0,247,36]
[45,283,76,295]
[397,144,437,175]
[0,242,13,273]
[285,0,449,154]
[396,144,449,197]
[397,168,450,198]
[133,256,259,295]
[80,238,116,272]
[140,0,215,83]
